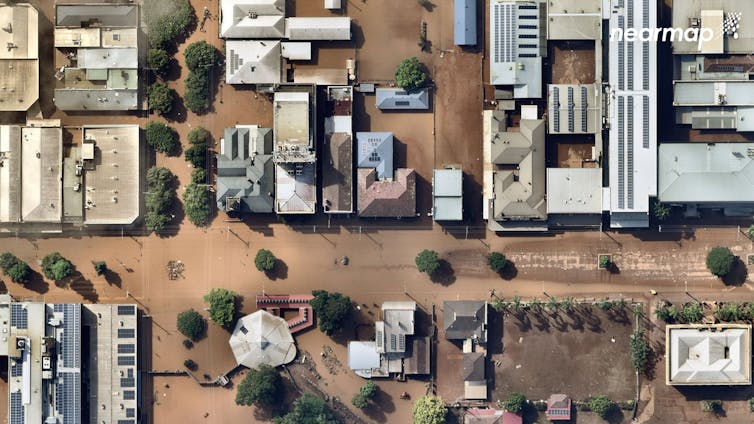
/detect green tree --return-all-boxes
[145,166,176,233]
[191,168,208,185]
[395,57,428,91]
[183,183,212,226]
[145,211,171,233]
[487,252,508,273]
[748,225,754,240]
[184,71,210,114]
[0,252,30,283]
[255,249,276,272]
[184,143,208,168]
[188,126,210,145]
[147,48,171,76]
[235,364,282,407]
[630,330,651,373]
[415,249,440,275]
[504,392,527,414]
[589,395,614,419]
[184,359,197,370]
[706,246,735,277]
[653,202,671,221]
[273,393,338,424]
[545,296,559,312]
[360,381,378,399]
[598,255,611,269]
[351,393,368,409]
[310,290,351,335]
[184,41,218,73]
[145,121,179,154]
[41,252,72,281]
[716,303,744,322]
[147,82,174,115]
[203,288,237,328]
[0,252,18,271]
[412,395,446,424]
[144,0,195,49]
[176,309,206,340]
[680,302,703,323]
[93,261,107,276]
[655,304,679,323]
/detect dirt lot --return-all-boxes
[550,41,597,85]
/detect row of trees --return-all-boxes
[655,301,704,324]
[415,250,508,275]
[183,126,212,226]
[183,41,219,114]
[0,252,76,283]
[145,167,178,233]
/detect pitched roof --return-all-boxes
[463,352,485,381]
[229,310,297,369]
[284,17,351,40]
[322,132,353,213]
[546,394,571,420]
[357,168,416,218]
[376,88,430,110]
[220,0,285,38]
[465,409,523,424]
[216,126,274,213]
[443,301,487,342]
[357,132,393,179]
[225,40,281,85]
[56,5,138,27]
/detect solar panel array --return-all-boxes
[10,360,22,377]
[118,355,136,366]
[627,0,633,28]
[553,87,560,132]
[118,328,135,338]
[118,305,136,315]
[55,372,81,424]
[118,343,136,354]
[628,43,634,90]
[618,97,625,209]
[567,87,574,132]
[643,96,650,148]
[618,17,625,90]
[228,49,245,74]
[492,3,515,63]
[581,87,588,132]
[627,97,635,208]
[124,390,136,400]
[57,304,81,369]
[118,420,136,424]
[10,304,27,329]
[10,391,24,424]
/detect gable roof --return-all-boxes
[225,40,281,84]
[357,168,416,218]
[216,126,274,213]
[220,0,285,38]
[463,352,485,381]
[56,5,138,27]
[357,132,393,179]
[376,88,430,110]
[443,300,487,342]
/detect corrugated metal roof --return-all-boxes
[284,17,351,40]
[454,0,476,45]
[375,88,429,110]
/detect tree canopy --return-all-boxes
[184,71,210,114]
[183,183,212,227]
[0,252,30,283]
[203,288,237,328]
[147,48,171,77]
[706,246,735,277]
[93,261,107,276]
[504,392,526,414]
[360,381,378,399]
[187,126,210,145]
[273,394,338,424]
[144,0,195,49]
[184,143,208,168]
[415,250,440,275]
[177,309,206,341]
[310,290,351,335]
[412,395,446,424]
[395,57,428,92]
[41,252,72,281]
[630,330,651,373]
[589,395,614,419]
[255,249,277,272]
[147,83,174,116]
[191,168,208,185]
[184,41,219,73]
[236,364,282,407]
[145,121,179,154]
[487,252,508,273]
[145,167,177,233]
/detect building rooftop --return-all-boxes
[229,310,297,369]
[433,168,463,221]
[375,88,430,110]
[465,408,523,424]
[357,132,393,179]
[658,143,754,203]
[348,341,382,378]
[489,1,545,98]
[82,126,140,225]
[607,0,657,228]
[443,301,487,343]
[225,40,281,85]
[546,168,603,214]
[672,0,754,54]
[546,0,601,40]
[546,394,572,421]
[454,0,477,45]
[77,48,137,69]
[0,4,39,112]
[273,91,314,159]
[275,162,316,214]
[55,4,138,27]
[378,301,416,355]
[323,86,353,213]
[284,17,351,40]
[463,352,485,382]
[483,111,547,228]
[548,84,600,134]
[357,168,416,218]
[220,0,285,38]
[217,126,274,213]
[666,324,751,385]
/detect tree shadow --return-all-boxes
[163,94,187,124]
[23,270,49,294]
[722,258,748,286]
[499,261,518,280]
[264,259,289,281]
[363,388,395,423]
[512,311,532,332]
[418,0,436,12]
[430,260,456,285]
[605,406,625,424]
[607,262,620,274]
[68,269,99,303]
[104,269,122,288]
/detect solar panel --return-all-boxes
[618,97,625,209]
[56,372,81,424]
[127,408,136,418]
[10,360,22,377]
[643,0,649,28]
[627,96,635,209]
[553,87,560,132]
[118,420,136,424]
[118,328,135,338]
[118,355,136,366]
[118,305,136,315]
[61,304,81,369]
[10,304,27,329]
[581,87,588,132]
[627,0,633,28]
[627,43,634,90]
[10,391,24,424]
[643,96,650,148]
[567,87,574,132]
[121,377,136,387]
[643,42,649,90]
[618,18,625,90]
[118,343,136,354]
[124,390,136,400]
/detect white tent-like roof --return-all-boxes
[229,310,297,369]
[666,324,751,385]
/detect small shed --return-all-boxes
[546,394,572,421]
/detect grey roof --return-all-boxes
[443,301,487,343]
[375,88,430,110]
[220,0,285,38]
[659,143,754,203]
[357,132,393,179]
[381,301,416,355]
[216,127,274,213]
[546,0,601,40]
[284,17,351,40]
[225,40,281,85]
[463,352,486,381]
[672,0,754,54]
[56,5,138,27]
[546,168,603,214]
[53,88,138,111]
[454,0,477,45]
[674,81,754,107]
[78,48,138,69]
[433,168,463,221]
[322,133,353,213]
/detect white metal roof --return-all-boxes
[225,40,281,85]
[229,310,297,369]
[546,168,603,214]
[284,17,351,40]
[667,325,751,385]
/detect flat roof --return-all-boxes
[82,126,140,225]
[548,84,600,134]
[273,91,311,148]
[0,4,38,59]
[659,143,754,203]
[0,126,21,222]
[666,324,751,385]
[546,168,603,214]
[78,48,137,69]
[284,17,351,40]
[21,126,63,223]
[608,0,657,227]
[674,80,754,106]
[54,88,138,111]
[672,0,754,54]
[547,0,601,40]
[454,0,477,45]
[433,169,463,221]
[225,40,281,85]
